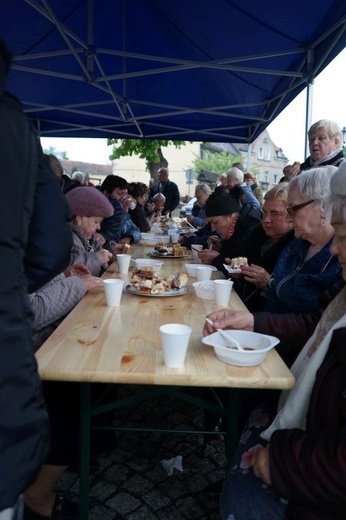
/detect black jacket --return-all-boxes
[211,204,262,276]
[0,71,72,507]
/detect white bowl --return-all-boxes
[202,330,280,366]
[135,258,164,274]
[185,263,217,277]
[141,234,170,246]
[192,280,215,299]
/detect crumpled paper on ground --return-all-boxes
[160,455,183,476]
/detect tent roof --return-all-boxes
[2,0,346,142]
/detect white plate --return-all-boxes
[126,285,188,297]
[223,264,242,274]
[149,250,188,259]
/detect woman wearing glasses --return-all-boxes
[264,166,342,315]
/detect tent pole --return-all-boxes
[246,143,252,170]
[304,80,314,158]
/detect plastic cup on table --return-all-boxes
[103,279,124,307]
[116,254,131,274]
[159,323,192,368]
[191,244,203,261]
[214,279,234,306]
[168,229,180,244]
[196,265,214,281]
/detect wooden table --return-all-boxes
[36,243,295,519]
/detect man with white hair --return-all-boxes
[225,167,261,209]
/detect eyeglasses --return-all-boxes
[286,199,317,217]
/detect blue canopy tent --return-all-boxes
[1,0,346,144]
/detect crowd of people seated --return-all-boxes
[3,59,346,520]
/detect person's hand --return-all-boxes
[241,264,270,288]
[96,248,113,264]
[82,275,104,291]
[187,215,195,223]
[121,195,135,212]
[206,235,222,251]
[94,232,106,246]
[119,237,131,245]
[282,162,300,181]
[198,249,219,264]
[66,263,91,277]
[146,202,156,213]
[203,310,254,336]
[109,241,126,255]
[149,212,161,225]
[251,446,271,485]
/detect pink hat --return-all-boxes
[65,187,114,218]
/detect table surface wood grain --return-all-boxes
[36,243,295,390]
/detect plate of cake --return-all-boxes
[126,266,188,297]
[223,256,248,274]
[149,243,188,258]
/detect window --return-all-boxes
[264,173,269,183]
[273,174,278,184]
[263,137,268,144]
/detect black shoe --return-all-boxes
[205,479,224,497]
[24,494,79,520]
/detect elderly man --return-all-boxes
[151,167,180,216]
[224,167,261,209]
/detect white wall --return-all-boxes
[112,142,201,199]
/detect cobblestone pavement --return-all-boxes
[57,386,225,519]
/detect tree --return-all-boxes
[43,146,69,160]
[191,150,243,175]
[107,139,186,179]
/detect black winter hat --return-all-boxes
[205,189,242,217]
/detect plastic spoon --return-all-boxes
[205,318,244,350]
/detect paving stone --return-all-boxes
[55,386,224,519]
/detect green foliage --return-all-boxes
[43,146,69,160]
[192,150,243,174]
[107,139,185,169]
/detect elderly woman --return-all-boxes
[264,166,342,315]
[206,162,346,520]
[244,171,264,207]
[233,183,294,311]
[65,186,113,275]
[197,186,262,275]
[282,119,345,181]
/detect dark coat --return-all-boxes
[270,326,346,520]
[265,237,342,315]
[253,280,345,367]
[211,204,262,276]
[0,79,72,507]
[233,224,295,311]
[152,180,180,215]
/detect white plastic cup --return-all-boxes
[103,279,124,307]
[168,229,180,244]
[116,254,131,274]
[214,279,234,306]
[159,323,192,368]
[196,265,214,281]
[191,244,203,260]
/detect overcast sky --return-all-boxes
[41,47,346,166]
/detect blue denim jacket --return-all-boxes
[121,211,141,243]
[265,237,342,314]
